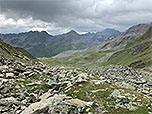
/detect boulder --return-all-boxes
[134,79,147,85]
[39,90,54,101]
[28,93,38,103]
[147,79,152,86]
[6,73,14,78]
[75,73,89,84]
[75,76,88,84]
[21,94,90,114]
[0,65,8,71]
[78,73,89,80]
[108,89,137,110]
[0,97,21,106]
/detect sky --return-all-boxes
[0,0,152,35]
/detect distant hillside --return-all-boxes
[52,49,86,58]
[0,31,52,57]
[106,26,152,70]
[92,28,121,44]
[81,28,121,46]
[40,24,152,71]
[99,24,151,49]
[0,37,36,62]
[0,29,121,57]
[15,47,36,60]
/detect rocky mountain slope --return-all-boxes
[0,38,93,113]
[92,28,121,45]
[42,24,152,72]
[0,29,121,57]
[0,36,152,114]
[99,24,151,49]
[0,31,52,57]
[104,26,152,70]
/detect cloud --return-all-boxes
[0,0,152,34]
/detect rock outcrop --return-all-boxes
[87,65,152,96]
[21,94,91,114]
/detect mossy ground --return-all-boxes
[11,67,152,114]
[14,75,53,94]
[65,81,152,114]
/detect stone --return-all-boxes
[28,93,38,103]
[142,89,149,94]
[75,76,88,84]
[21,94,89,114]
[0,97,21,106]
[6,73,14,78]
[147,79,152,86]
[47,80,58,87]
[78,73,89,80]
[0,65,8,71]
[124,102,137,111]
[135,79,147,85]
[39,90,54,101]
[108,89,137,110]
[92,80,104,85]
[23,71,33,76]
[28,72,36,77]
[0,74,4,78]
[26,81,41,86]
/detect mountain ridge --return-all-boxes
[0,24,152,114]
[0,28,121,57]
[40,23,152,71]
[0,36,151,114]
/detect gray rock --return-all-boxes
[21,94,89,114]
[6,73,14,78]
[0,97,21,106]
[0,65,8,71]
[28,93,38,103]
[108,89,137,110]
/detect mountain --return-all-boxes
[0,31,52,57]
[93,28,121,41]
[106,26,152,70]
[0,29,151,114]
[99,24,151,49]
[45,30,88,57]
[40,23,152,71]
[0,29,121,57]
[80,28,121,46]
[0,37,36,60]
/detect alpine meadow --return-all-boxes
[0,0,152,114]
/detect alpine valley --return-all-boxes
[0,23,152,114]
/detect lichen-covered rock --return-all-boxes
[0,97,21,106]
[108,89,137,111]
[21,94,90,114]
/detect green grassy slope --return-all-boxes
[65,81,151,114]
[40,27,152,71]
[0,38,36,62]
[39,48,121,68]
[105,26,152,70]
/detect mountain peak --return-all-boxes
[67,30,78,35]
[104,28,115,31]
[102,28,121,33]
[95,28,121,38]
[29,31,39,33]
[41,31,52,36]
[125,24,151,35]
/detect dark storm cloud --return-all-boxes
[0,0,152,34]
[0,0,71,20]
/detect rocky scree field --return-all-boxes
[0,37,152,114]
